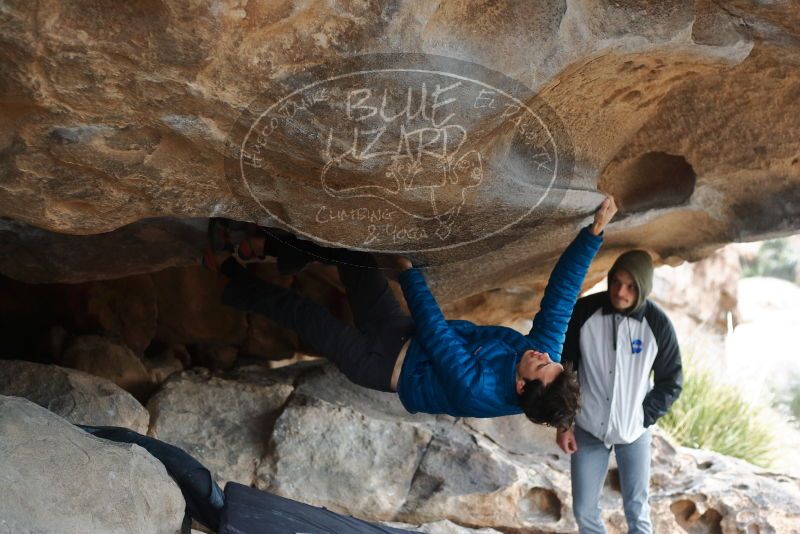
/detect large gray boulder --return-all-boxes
[0,395,184,533]
[147,367,294,486]
[258,395,433,521]
[0,359,149,433]
[258,364,575,532]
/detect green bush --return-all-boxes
[658,356,777,468]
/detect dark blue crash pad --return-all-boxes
[219,482,415,534]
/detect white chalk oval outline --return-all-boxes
[239,68,560,254]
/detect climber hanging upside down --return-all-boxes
[203,197,617,428]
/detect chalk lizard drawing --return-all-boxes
[320,126,483,240]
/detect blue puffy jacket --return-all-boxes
[396,227,603,417]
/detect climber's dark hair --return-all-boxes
[517,362,580,429]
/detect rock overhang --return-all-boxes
[0,1,799,304]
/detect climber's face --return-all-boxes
[515,350,563,394]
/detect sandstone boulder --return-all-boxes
[0,395,184,533]
[60,335,153,399]
[464,414,563,457]
[0,359,149,433]
[258,394,433,521]
[649,437,800,534]
[262,364,575,531]
[147,368,294,486]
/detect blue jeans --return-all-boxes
[571,426,652,534]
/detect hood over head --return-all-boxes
[608,249,653,314]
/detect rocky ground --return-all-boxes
[2,357,799,533]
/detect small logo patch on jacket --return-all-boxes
[631,339,643,354]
